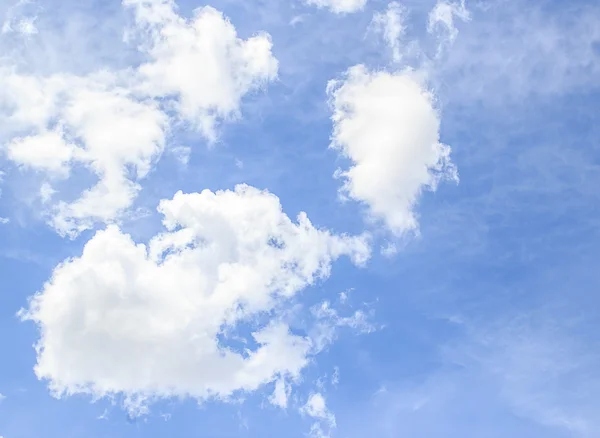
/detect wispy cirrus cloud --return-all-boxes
[435,0,600,102]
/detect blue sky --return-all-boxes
[0,0,599,437]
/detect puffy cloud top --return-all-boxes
[22,185,370,414]
[327,65,457,235]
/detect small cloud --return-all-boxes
[15,17,38,35]
[427,0,470,54]
[309,300,377,352]
[39,182,56,204]
[2,0,39,36]
[170,146,191,166]
[290,14,305,26]
[236,411,249,430]
[235,158,244,169]
[338,288,354,304]
[304,0,367,14]
[123,394,149,418]
[97,409,109,420]
[0,218,9,225]
[301,393,335,424]
[301,393,336,437]
[331,367,339,386]
[269,378,291,409]
[371,2,406,62]
[380,242,398,257]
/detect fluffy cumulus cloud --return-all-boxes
[304,0,367,14]
[21,185,370,414]
[0,0,278,236]
[124,0,278,141]
[327,65,457,236]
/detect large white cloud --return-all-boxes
[21,185,370,414]
[327,65,457,236]
[304,0,367,14]
[0,0,278,235]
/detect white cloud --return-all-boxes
[16,16,37,35]
[97,409,109,420]
[39,182,56,204]
[443,317,600,437]
[6,128,77,177]
[427,0,470,52]
[301,392,336,437]
[380,241,399,257]
[3,16,38,36]
[290,15,306,26]
[269,377,291,409]
[304,0,367,14]
[170,146,191,166]
[1,70,168,236]
[21,185,370,414]
[371,2,406,62]
[327,65,457,236]
[1,0,279,236]
[0,217,9,225]
[310,300,375,351]
[338,288,351,304]
[124,0,278,141]
[0,70,65,133]
[370,314,600,438]
[2,0,39,36]
[437,1,600,101]
[302,392,334,421]
[331,366,339,386]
